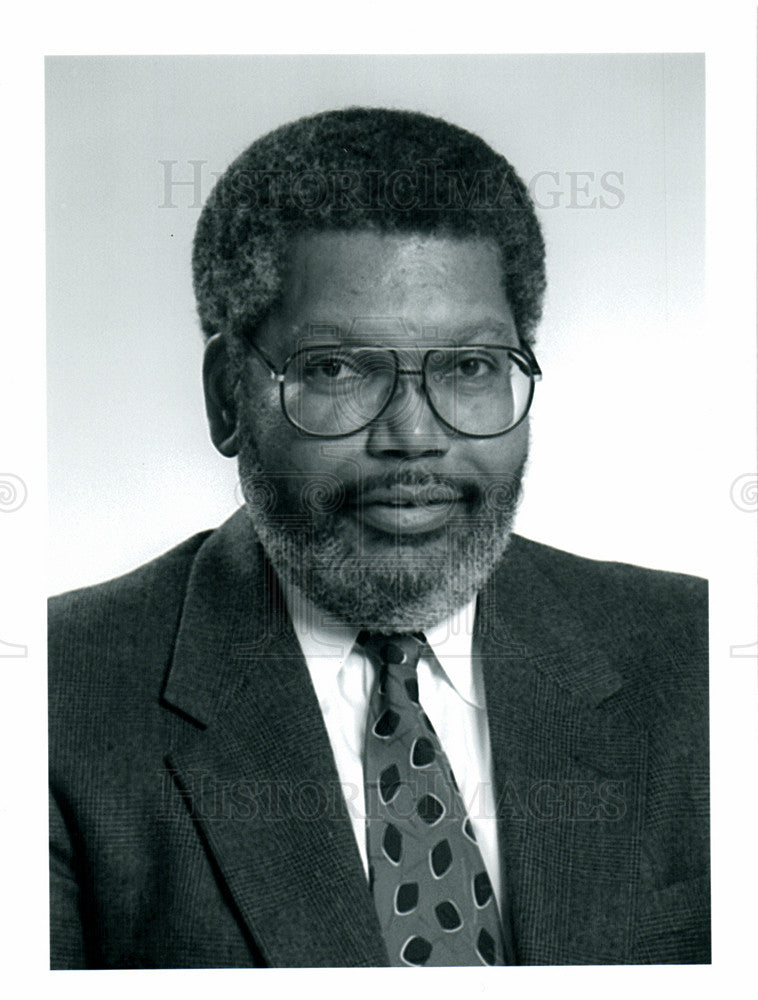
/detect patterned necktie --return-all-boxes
[360,631,505,967]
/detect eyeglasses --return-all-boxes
[245,340,542,438]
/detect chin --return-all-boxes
[245,501,516,631]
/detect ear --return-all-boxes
[203,333,240,457]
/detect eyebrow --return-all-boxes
[288,318,517,344]
[440,320,516,341]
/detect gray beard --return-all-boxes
[237,451,525,632]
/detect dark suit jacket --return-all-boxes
[49,509,710,968]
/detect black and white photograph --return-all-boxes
[0,10,755,992]
[45,53,712,969]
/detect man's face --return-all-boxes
[234,230,530,629]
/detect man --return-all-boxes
[49,107,709,967]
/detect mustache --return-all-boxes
[239,465,524,517]
[343,470,476,507]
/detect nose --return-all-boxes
[365,370,452,458]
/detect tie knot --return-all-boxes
[357,631,426,673]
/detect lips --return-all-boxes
[360,484,462,507]
[346,483,465,535]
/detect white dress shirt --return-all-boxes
[282,585,502,909]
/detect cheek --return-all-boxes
[266,431,405,521]
[251,419,358,514]
[467,422,530,477]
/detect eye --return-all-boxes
[312,358,344,378]
[455,354,497,378]
[429,350,501,381]
[301,352,363,382]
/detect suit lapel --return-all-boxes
[161,510,388,968]
[477,537,647,965]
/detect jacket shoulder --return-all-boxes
[48,530,213,689]
[506,534,707,612]
[49,530,211,623]
[501,535,708,675]
[499,535,708,736]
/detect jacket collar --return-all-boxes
[164,514,624,727]
[476,535,646,965]
[477,534,624,710]
[162,507,290,727]
[162,509,389,967]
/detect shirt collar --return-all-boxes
[423,599,482,708]
[282,582,358,666]
[281,581,483,709]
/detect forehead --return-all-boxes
[257,230,517,351]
